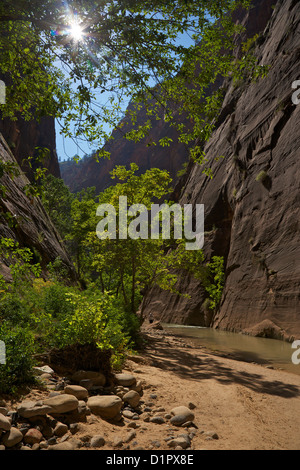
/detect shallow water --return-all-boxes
[162,324,300,375]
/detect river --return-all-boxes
[162,324,300,376]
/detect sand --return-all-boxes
[6,327,300,451]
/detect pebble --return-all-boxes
[90,435,106,448]
[149,416,165,424]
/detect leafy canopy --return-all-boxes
[0,0,260,157]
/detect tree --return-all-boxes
[0,0,263,160]
[77,163,206,315]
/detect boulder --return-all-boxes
[170,406,194,426]
[43,394,79,414]
[24,428,43,445]
[1,427,23,448]
[0,414,11,432]
[114,373,136,387]
[87,395,122,420]
[71,370,106,386]
[17,401,52,418]
[64,385,89,400]
[122,390,140,408]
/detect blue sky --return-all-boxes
[55,26,196,162]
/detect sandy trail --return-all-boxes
[120,329,300,450]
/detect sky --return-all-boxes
[55,19,196,163]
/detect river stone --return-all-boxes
[54,422,69,437]
[0,407,8,416]
[87,395,122,420]
[0,413,11,431]
[48,441,75,450]
[24,428,43,445]
[33,366,55,376]
[17,400,52,418]
[90,435,105,448]
[149,416,165,424]
[43,394,79,414]
[114,373,136,387]
[2,427,23,448]
[167,436,190,449]
[170,406,194,426]
[122,390,140,408]
[71,370,106,386]
[64,385,89,400]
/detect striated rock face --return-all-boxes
[0,133,76,282]
[0,115,60,182]
[141,0,300,341]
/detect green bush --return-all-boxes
[0,323,36,394]
[0,294,31,327]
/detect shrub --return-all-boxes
[0,323,36,394]
[255,170,268,183]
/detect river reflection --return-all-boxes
[162,324,300,375]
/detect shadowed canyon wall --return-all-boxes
[141,0,300,341]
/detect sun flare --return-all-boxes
[70,22,84,41]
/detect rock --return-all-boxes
[69,423,79,435]
[90,435,105,448]
[114,373,136,387]
[149,321,163,330]
[79,379,94,390]
[0,414,11,432]
[124,430,136,443]
[204,430,219,440]
[149,416,165,424]
[122,390,140,408]
[122,409,135,419]
[48,441,75,450]
[54,422,69,437]
[17,401,52,418]
[71,370,106,386]
[167,436,190,449]
[127,421,139,429]
[33,366,55,376]
[64,385,89,400]
[113,437,123,448]
[87,395,123,420]
[138,0,300,341]
[24,428,43,445]
[132,380,143,394]
[43,394,79,414]
[170,406,195,426]
[0,407,8,416]
[2,427,23,448]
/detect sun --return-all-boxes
[70,22,84,41]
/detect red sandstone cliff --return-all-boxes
[141,0,300,341]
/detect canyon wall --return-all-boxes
[0,133,76,283]
[141,0,300,341]
[0,115,60,182]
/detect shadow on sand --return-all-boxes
[141,334,300,399]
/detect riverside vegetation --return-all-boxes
[0,166,225,396]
